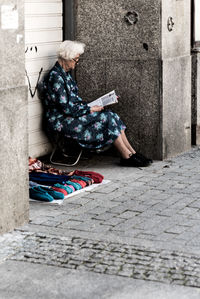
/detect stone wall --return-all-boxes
[75,0,191,159]
[75,0,162,159]
[162,0,191,159]
[0,0,29,233]
[192,53,200,145]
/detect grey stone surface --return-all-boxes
[0,87,29,233]
[197,55,200,139]
[192,53,200,145]
[76,59,107,102]
[75,0,191,159]
[6,232,200,288]
[137,59,162,158]
[78,58,161,159]
[1,261,200,299]
[75,0,161,60]
[162,0,191,59]
[192,54,197,127]
[0,0,25,89]
[107,59,162,159]
[0,0,29,233]
[1,148,200,296]
[16,146,200,255]
[162,56,191,158]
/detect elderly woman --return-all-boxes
[42,40,152,167]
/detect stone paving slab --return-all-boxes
[6,232,200,288]
[17,147,200,255]
[1,261,200,299]
[1,146,200,293]
[0,231,30,264]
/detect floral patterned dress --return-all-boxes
[42,62,126,149]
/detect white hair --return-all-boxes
[57,40,85,60]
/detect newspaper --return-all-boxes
[88,90,118,107]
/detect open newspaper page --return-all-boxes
[88,90,118,107]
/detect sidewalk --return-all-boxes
[1,147,200,298]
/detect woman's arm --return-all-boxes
[49,73,91,117]
[90,105,104,113]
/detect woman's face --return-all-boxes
[70,54,80,70]
[62,54,80,71]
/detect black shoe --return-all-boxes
[135,152,153,164]
[120,154,150,167]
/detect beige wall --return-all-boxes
[25,0,63,158]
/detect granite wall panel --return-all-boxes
[75,0,191,159]
[77,58,162,158]
[75,0,161,60]
[197,54,200,144]
[105,60,142,150]
[197,55,200,127]
[76,59,106,102]
[139,59,162,159]
[191,53,200,145]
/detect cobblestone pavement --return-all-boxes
[8,232,200,288]
[1,147,200,292]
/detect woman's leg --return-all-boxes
[113,134,132,159]
[121,130,136,154]
[121,130,152,164]
[113,132,151,166]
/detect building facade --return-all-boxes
[0,0,199,233]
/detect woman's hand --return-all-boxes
[90,105,104,113]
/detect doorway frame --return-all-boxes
[63,0,75,40]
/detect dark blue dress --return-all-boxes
[42,62,126,149]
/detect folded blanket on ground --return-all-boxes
[29,157,104,202]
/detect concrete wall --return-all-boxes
[162,0,191,158]
[0,0,29,233]
[75,0,191,160]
